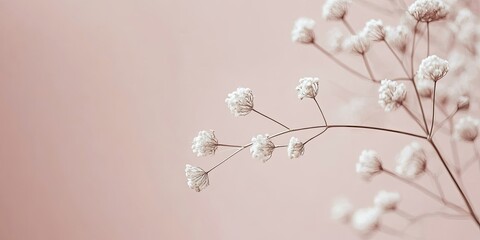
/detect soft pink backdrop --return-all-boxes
[0,0,478,239]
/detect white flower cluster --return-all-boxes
[418,55,449,82]
[291,18,316,44]
[331,198,354,223]
[343,34,371,55]
[287,137,305,159]
[378,79,407,112]
[373,191,400,211]
[395,142,427,178]
[408,0,449,22]
[322,0,352,21]
[225,87,254,116]
[296,77,319,99]
[454,116,479,142]
[192,130,218,157]
[185,164,209,192]
[351,207,382,233]
[457,96,470,110]
[385,25,410,53]
[332,190,400,234]
[361,19,385,42]
[327,28,345,52]
[356,150,382,180]
[250,134,275,162]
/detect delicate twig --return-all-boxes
[207,145,251,173]
[304,128,329,145]
[313,98,328,125]
[362,53,376,81]
[402,105,428,134]
[472,143,480,172]
[431,107,458,136]
[252,109,290,130]
[462,155,479,173]
[403,211,470,232]
[427,170,446,204]
[384,40,410,78]
[378,225,404,237]
[409,21,430,135]
[427,22,430,57]
[312,42,373,81]
[429,140,480,228]
[383,169,467,213]
[429,81,437,136]
[342,18,356,35]
[410,21,419,78]
[207,124,427,173]
[216,144,244,148]
[396,209,414,220]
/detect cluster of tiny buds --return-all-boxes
[356,142,427,180]
[408,0,449,23]
[454,116,480,142]
[331,190,401,234]
[378,79,407,112]
[418,55,449,82]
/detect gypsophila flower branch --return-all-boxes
[187,0,480,238]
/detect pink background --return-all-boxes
[0,0,478,239]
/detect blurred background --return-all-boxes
[0,0,479,239]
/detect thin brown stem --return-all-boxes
[384,40,410,78]
[429,81,437,136]
[313,98,328,125]
[383,169,467,213]
[432,108,458,136]
[396,209,414,220]
[427,22,430,57]
[304,128,329,145]
[402,105,428,134]
[427,170,446,204]
[252,109,290,130]
[207,124,426,173]
[362,53,376,81]
[409,21,430,135]
[342,19,355,35]
[429,139,480,228]
[216,144,244,148]
[207,145,250,173]
[312,42,373,81]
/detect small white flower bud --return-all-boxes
[296,77,319,99]
[192,130,218,157]
[343,34,371,54]
[250,134,275,162]
[457,96,470,110]
[287,137,305,159]
[395,142,427,179]
[378,79,407,112]
[418,55,449,81]
[454,116,479,142]
[185,164,209,192]
[408,0,449,22]
[362,19,386,41]
[356,150,383,180]
[291,18,316,44]
[327,28,345,52]
[373,191,401,211]
[331,198,354,223]
[351,207,383,234]
[385,25,409,53]
[322,0,352,21]
[225,88,254,116]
